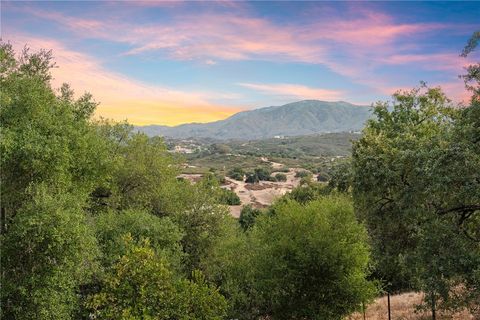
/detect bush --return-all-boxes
[295,170,311,178]
[288,183,328,204]
[227,167,245,181]
[1,187,98,319]
[274,173,287,182]
[218,188,241,205]
[88,236,227,320]
[94,210,184,267]
[317,171,330,182]
[238,205,262,230]
[245,168,274,183]
[207,195,377,319]
[254,168,271,181]
[245,172,259,184]
[211,143,231,154]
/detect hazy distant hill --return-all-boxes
[137,100,372,140]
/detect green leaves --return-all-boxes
[0,42,112,221]
[352,84,480,312]
[1,186,99,319]
[206,195,377,319]
[88,236,227,320]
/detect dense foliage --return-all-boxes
[2,31,477,319]
[0,42,377,320]
[205,196,377,319]
[349,32,480,314]
[0,43,228,319]
[227,167,245,181]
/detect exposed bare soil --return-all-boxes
[348,292,476,320]
[180,158,314,217]
[223,167,303,217]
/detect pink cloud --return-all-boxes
[238,83,344,101]
[24,5,433,66]
[9,34,243,125]
[9,3,472,104]
[382,53,474,72]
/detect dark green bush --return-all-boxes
[227,167,245,181]
[218,188,241,205]
[238,205,262,231]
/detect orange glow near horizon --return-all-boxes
[97,101,244,126]
[9,35,245,126]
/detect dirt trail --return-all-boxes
[180,158,306,217]
[224,166,302,217]
[260,157,284,169]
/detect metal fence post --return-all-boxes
[387,292,391,320]
[431,293,436,320]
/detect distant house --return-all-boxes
[173,145,194,154]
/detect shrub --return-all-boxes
[207,195,378,319]
[245,172,259,184]
[254,168,271,181]
[94,210,184,267]
[1,187,98,319]
[238,205,262,230]
[88,236,227,320]
[218,188,241,205]
[295,170,311,178]
[288,183,328,204]
[227,167,245,181]
[317,171,330,182]
[274,173,287,182]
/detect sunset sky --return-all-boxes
[2,1,479,125]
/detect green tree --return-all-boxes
[218,188,241,205]
[238,204,262,230]
[245,172,259,183]
[460,30,479,101]
[206,196,377,319]
[274,172,287,182]
[0,43,112,227]
[1,186,99,319]
[352,83,480,313]
[287,182,328,205]
[106,133,180,215]
[327,159,352,192]
[94,209,184,268]
[227,167,245,181]
[88,236,227,320]
[352,86,455,293]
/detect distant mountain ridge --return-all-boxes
[137,100,372,140]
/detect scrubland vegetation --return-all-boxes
[1,31,479,320]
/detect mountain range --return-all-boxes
[136,100,372,140]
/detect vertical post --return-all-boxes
[362,301,366,320]
[387,292,391,320]
[431,293,436,320]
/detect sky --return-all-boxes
[2,1,479,126]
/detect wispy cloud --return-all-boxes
[9,34,243,125]
[4,1,473,123]
[20,3,468,97]
[22,5,440,64]
[238,83,344,101]
[382,53,474,72]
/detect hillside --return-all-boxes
[137,100,372,140]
